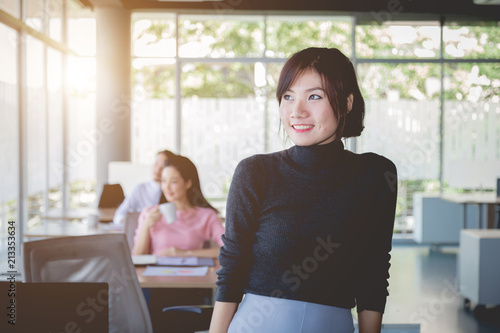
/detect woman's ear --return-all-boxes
[347,94,354,113]
[186,179,192,190]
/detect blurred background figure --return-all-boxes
[113,150,176,225]
[132,154,224,257]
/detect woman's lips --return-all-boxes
[292,124,314,132]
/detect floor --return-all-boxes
[377,244,500,333]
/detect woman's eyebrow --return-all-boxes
[286,87,324,93]
[305,87,325,92]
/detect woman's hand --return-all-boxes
[159,247,188,256]
[144,207,162,228]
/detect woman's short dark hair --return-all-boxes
[164,155,218,213]
[276,47,365,139]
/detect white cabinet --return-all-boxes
[459,229,500,305]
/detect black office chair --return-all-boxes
[124,211,141,250]
[98,183,125,209]
[0,282,109,332]
[24,234,213,333]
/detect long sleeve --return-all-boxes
[206,212,225,247]
[132,206,154,253]
[113,182,161,225]
[215,157,263,303]
[113,191,139,225]
[355,157,398,313]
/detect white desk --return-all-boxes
[40,207,116,223]
[24,221,123,239]
[441,193,500,229]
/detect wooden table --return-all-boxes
[136,262,219,332]
[40,207,116,223]
[441,193,500,229]
[24,221,124,238]
[135,263,220,289]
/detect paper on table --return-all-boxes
[101,224,124,231]
[142,265,209,277]
[156,256,197,266]
[132,255,157,265]
[156,256,215,266]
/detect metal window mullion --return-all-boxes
[439,16,445,194]
[62,0,69,211]
[18,0,26,251]
[44,40,49,216]
[175,13,181,154]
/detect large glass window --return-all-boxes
[47,47,64,209]
[444,22,500,59]
[0,0,20,18]
[25,0,46,32]
[26,36,47,221]
[443,63,500,191]
[266,16,352,58]
[178,15,264,58]
[356,22,440,58]
[48,0,63,42]
[131,58,176,163]
[181,62,266,199]
[0,23,19,272]
[357,63,441,233]
[130,15,500,232]
[67,0,96,56]
[132,14,176,58]
[0,0,97,254]
[67,55,97,208]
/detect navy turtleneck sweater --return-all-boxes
[215,140,398,313]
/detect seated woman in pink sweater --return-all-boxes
[132,155,224,258]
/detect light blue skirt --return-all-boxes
[228,293,354,333]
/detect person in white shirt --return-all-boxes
[113,150,176,225]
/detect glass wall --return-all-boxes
[131,14,354,211]
[132,14,499,231]
[47,47,64,210]
[0,0,96,268]
[357,62,441,233]
[26,35,47,221]
[443,62,500,191]
[0,0,19,18]
[64,0,97,207]
[0,23,19,273]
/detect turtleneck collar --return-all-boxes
[286,139,345,169]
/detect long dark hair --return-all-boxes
[164,155,218,213]
[276,47,365,139]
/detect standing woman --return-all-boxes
[132,155,224,258]
[210,47,397,332]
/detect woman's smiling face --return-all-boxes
[279,69,338,146]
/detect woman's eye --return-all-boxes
[283,94,293,101]
[309,94,321,100]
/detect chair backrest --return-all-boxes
[23,234,153,333]
[98,183,125,208]
[124,212,141,250]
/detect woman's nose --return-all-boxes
[290,99,307,119]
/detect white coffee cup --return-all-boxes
[87,213,99,229]
[159,203,177,224]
